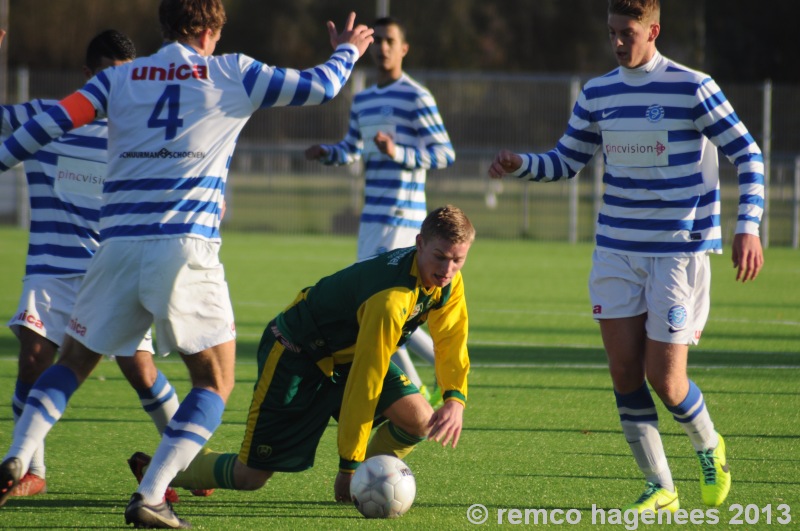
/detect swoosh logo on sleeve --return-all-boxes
[601,108,620,119]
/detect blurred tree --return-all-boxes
[3,0,797,82]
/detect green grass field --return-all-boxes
[0,226,798,529]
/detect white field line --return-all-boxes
[469,363,800,370]
[473,308,800,327]
[236,301,800,328]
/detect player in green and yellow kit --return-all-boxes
[129,205,474,504]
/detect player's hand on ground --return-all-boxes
[334,471,353,502]
[488,150,523,179]
[304,144,328,160]
[327,12,374,57]
[373,131,396,158]
[427,400,464,448]
[731,233,764,282]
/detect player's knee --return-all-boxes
[402,399,434,438]
[235,467,273,490]
[117,356,157,390]
[609,364,645,393]
[650,380,685,407]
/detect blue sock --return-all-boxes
[666,380,717,451]
[26,365,79,424]
[12,380,33,419]
[6,365,78,468]
[164,387,224,445]
[137,370,179,435]
[139,388,225,505]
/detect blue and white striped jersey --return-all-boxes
[1,100,106,277]
[0,42,359,243]
[511,52,765,256]
[320,73,455,231]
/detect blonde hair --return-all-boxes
[420,205,476,245]
[608,0,660,23]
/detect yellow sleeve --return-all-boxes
[427,272,469,405]
[337,287,414,470]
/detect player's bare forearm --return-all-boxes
[731,233,764,282]
[427,400,464,448]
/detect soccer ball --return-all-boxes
[350,455,416,518]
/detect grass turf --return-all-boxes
[0,227,798,529]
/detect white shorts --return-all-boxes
[357,222,418,261]
[67,237,235,357]
[8,275,153,354]
[589,250,710,345]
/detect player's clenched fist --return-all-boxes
[488,150,523,179]
[328,12,374,57]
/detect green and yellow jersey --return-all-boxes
[275,246,469,468]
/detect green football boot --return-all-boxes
[623,482,679,513]
[698,432,731,506]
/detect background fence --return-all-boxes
[2,67,798,247]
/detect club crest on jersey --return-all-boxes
[256,445,273,459]
[667,304,688,330]
[131,62,209,81]
[645,103,665,122]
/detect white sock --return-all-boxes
[616,385,674,492]
[406,329,435,365]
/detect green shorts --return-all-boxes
[238,323,419,472]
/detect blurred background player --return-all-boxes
[129,205,473,509]
[488,0,763,514]
[305,17,455,404]
[0,0,373,527]
[0,28,180,499]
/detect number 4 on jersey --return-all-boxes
[148,85,184,140]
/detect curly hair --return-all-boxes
[86,30,136,72]
[159,0,227,41]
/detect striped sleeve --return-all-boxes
[693,79,764,235]
[512,93,602,182]
[322,107,362,166]
[390,92,455,170]
[0,93,95,171]
[244,44,359,110]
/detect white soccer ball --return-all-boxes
[350,455,416,518]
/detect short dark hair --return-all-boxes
[85,30,136,72]
[159,0,227,41]
[608,0,660,23]
[373,16,407,42]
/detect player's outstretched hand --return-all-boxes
[305,144,329,161]
[427,400,464,449]
[327,12,374,58]
[488,149,523,179]
[333,471,353,502]
[0,29,7,49]
[731,233,764,283]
